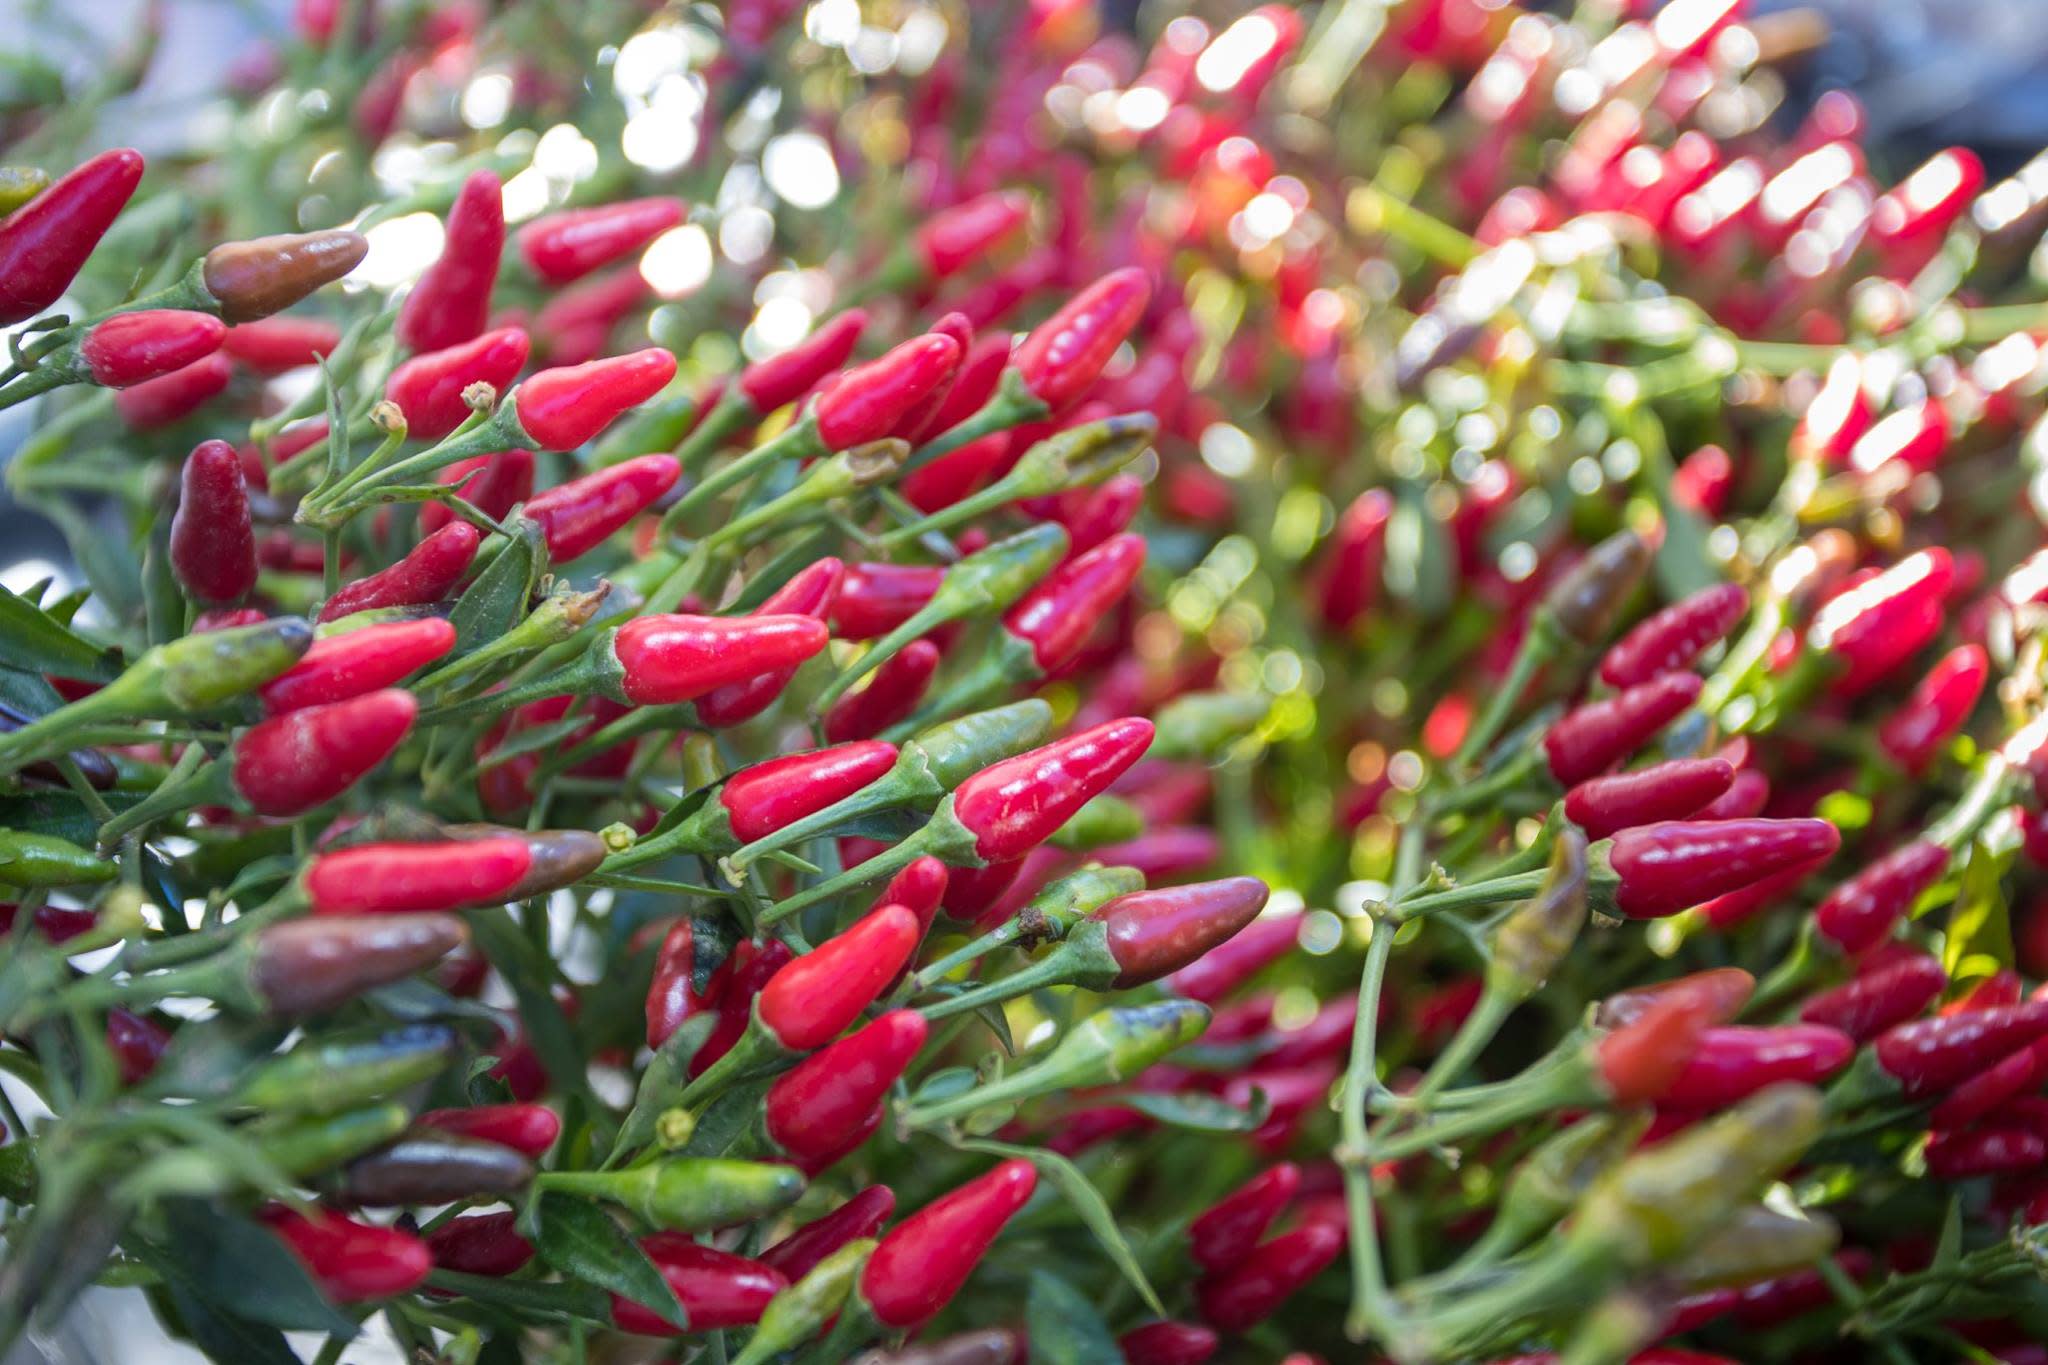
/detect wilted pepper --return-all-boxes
[199,229,368,322]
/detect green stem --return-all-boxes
[915,951,1073,1025]
[1391,871,1544,923]
[1340,919,1398,1342]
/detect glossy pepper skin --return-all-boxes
[522,454,679,561]
[860,1159,1038,1328]
[1596,989,1717,1105]
[720,742,900,843]
[611,1235,787,1334]
[1873,1003,2048,1096]
[232,689,416,815]
[169,439,258,605]
[1189,1162,1300,1272]
[1928,1036,2048,1129]
[386,327,531,441]
[1012,267,1153,413]
[739,309,868,415]
[832,562,944,640]
[1194,1222,1345,1333]
[916,190,1032,278]
[1608,818,1841,919]
[1662,1025,1856,1109]
[260,618,456,713]
[646,918,716,1050]
[1600,583,1749,688]
[318,522,480,621]
[424,1210,534,1277]
[306,837,531,915]
[416,1103,561,1157]
[764,1010,928,1171]
[694,558,845,726]
[1545,673,1703,786]
[263,1206,432,1303]
[1095,877,1270,987]
[0,148,144,325]
[1878,644,1987,774]
[397,169,504,352]
[1119,1321,1221,1365]
[80,310,226,388]
[116,353,234,429]
[756,905,922,1050]
[759,1185,896,1281]
[518,197,684,285]
[814,332,963,450]
[950,717,1155,862]
[1811,840,1950,956]
[1564,758,1735,839]
[1807,548,1953,698]
[202,229,368,322]
[825,639,941,742]
[221,316,341,374]
[607,613,829,705]
[1002,533,1147,671]
[1800,953,1946,1041]
[513,348,678,450]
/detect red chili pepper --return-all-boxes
[522,454,679,562]
[756,905,922,1051]
[1811,840,1950,956]
[1930,1037,2048,1130]
[1167,913,1301,1003]
[387,327,532,441]
[1693,857,1822,932]
[860,1159,1039,1328]
[221,316,341,374]
[692,940,794,1076]
[939,858,1025,923]
[318,522,481,621]
[907,331,1012,447]
[693,559,846,726]
[1799,953,1946,1041]
[263,1206,432,1302]
[1564,757,1735,839]
[1609,818,1841,919]
[916,190,1032,279]
[885,313,977,441]
[1189,1162,1301,1272]
[201,229,368,323]
[765,1009,928,1172]
[719,742,900,843]
[1792,352,1872,463]
[169,439,258,605]
[1661,1024,1855,1109]
[877,855,950,932]
[831,562,944,640]
[1878,644,1987,774]
[1001,533,1147,672]
[1848,397,1948,476]
[739,309,869,416]
[1697,766,1771,820]
[233,689,416,816]
[1597,967,1755,1030]
[519,197,684,285]
[0,148,144,325]
[512,348,678,451]
[1013,267,1153,413]
[1093,877,1270,988]
[1119,1320,1221,1365]
[424,1210,534,1278]
[106,1007,170,1085]
[1545,673,1703,786]
[260,617,456,713]
[397,169,505,352]
[1871,147,1984,267]
[80,310,226,389]
[1193,1222,1344,1332]
[115,352,234,430]
[1874,1003,2048,1096]
[1596,990,1715,1105]
[534,267,652,366]
[416,1103,561,1157]
[1057,474,1145,558]
[813,332,963,451]
[1807,548,1953,698]
[606,612,829,705]
[0,903,98,943]
[306,837,531,916]
[1926,1127,2046,1179]
[947,248,1060,330]
[1599,583,1748,688]
[950,717,1154,863]
[420,449,534,536]
[611,1235,786,1334]
[645,918,717,1051]
[759,1184,896,1281]
[1092,827,1220,882]
[1731,1250,1873,1329]
[825,639,941,743]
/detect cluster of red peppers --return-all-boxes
[7,0,2048,1361]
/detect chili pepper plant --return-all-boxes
[4,0,2048,1362]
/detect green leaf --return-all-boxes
[679,1076,775,1158]
[146,1201,360,1335]
[31,498,142,625]
[1942,838,2014,999]
[0,582,120,681]
[1024,1270,1121,1365]
[959,1137,1164,1316]
[530,1192,684,1330]
[467,906,593,1113]
[141,515,183,647]
[612,1011,717,1157]
[427,1268,612,1324]
[0,664,64,719]
[448,517,545,658]
[159,1282,303,1365]
[1123,1087,1271,1134]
